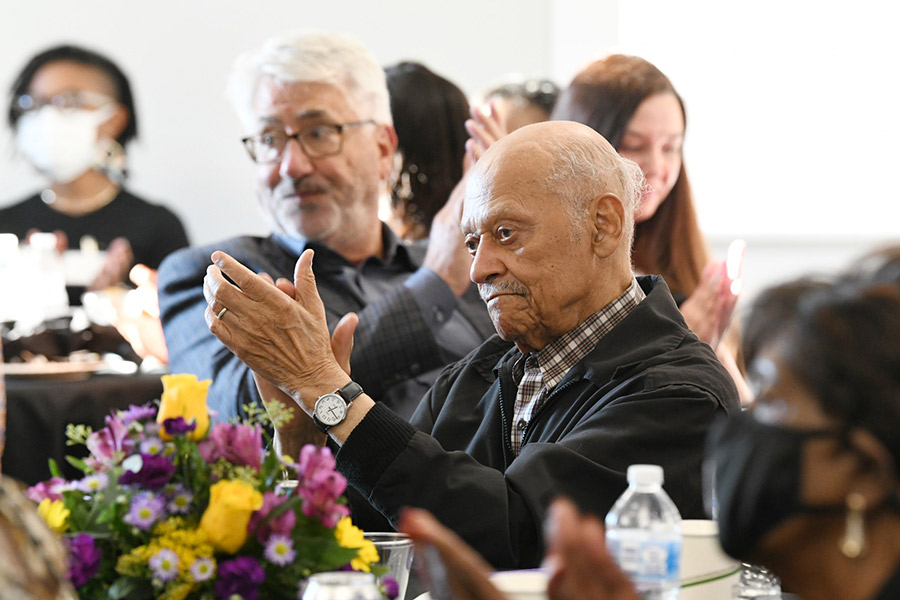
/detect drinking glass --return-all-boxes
[365,532,414,600]
[302,571,381,600]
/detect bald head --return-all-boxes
[461,121,642,352]
[468,121,643,250]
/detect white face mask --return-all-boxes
[16,104,116,184]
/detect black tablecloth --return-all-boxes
[3,373,164,485]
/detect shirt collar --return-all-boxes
[272,224,413,269]
[511,277,645,388]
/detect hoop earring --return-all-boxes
[840,492,867,559]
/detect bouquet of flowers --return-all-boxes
[27,374,393,600]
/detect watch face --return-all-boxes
[314,393,347,427]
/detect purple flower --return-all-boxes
[118,403,157,424]
[149,548,180,582]
[166,484,194,515]
[296,445,349,527]
[381,575,400,600]
[248,492,296,543]
[85,415,134,471]
[67,534,102,587]
[264,534,296,566]
[118,453,176,490]
[215,557,265,600]
[198,423,263,470]
[124,492,166,530]
[27,477,69,502]
[163,416,197,437]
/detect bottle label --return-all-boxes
[606,530,681,584]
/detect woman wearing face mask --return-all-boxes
[0,45,188,299]
[468,55,750,403]
[708,280,900,599]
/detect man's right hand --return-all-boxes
[422,176,473,298]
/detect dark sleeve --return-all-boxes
[338,383,723,569]
[157,245,258,420]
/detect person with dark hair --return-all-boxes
[0,44,188,296]
[482,78,560,132]
[706,279,900,600]
[470,54,750,402]
[384,61,470,241]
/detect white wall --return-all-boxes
[1,0,897,302]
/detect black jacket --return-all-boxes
[337,276,739,568]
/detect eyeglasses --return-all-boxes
[241,120,376,163]
[13,90,115,117]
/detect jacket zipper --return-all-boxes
[520,379,580,450]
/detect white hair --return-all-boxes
[543,137,644,250]
[226,30,392,133]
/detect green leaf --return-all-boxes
[65,455,89,474]
[48,458,61,478]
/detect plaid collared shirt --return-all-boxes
[510,278,646,455]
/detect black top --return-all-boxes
[0,188,188,270]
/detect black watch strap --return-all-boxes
[336,381,364,404]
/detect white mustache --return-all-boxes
[479,281,528,302]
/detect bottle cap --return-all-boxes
[627,464,664,486]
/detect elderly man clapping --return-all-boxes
[203,120,738,568]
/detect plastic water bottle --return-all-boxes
[606,464,682,599]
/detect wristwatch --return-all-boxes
[312,381,364,433]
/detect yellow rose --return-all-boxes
[335,517,379,572]
[38,498,70,533]
[157,374,211,441]
[199,480,263,553]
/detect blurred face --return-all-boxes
[251,78,393,254]
[743,354,869,562]
[462,149,601,353]
[23,60,124,141]
[617,92,684,223]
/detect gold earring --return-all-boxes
[840,492,867,559]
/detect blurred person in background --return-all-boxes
[481,78,560,133]
[1,44,188,300]
[469,54,750,403]
[383,61,470,242]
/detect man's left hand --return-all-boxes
[203,249,348,410]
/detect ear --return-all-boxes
[98,104,130,142]
[375,124,399,182]
[846,428,898,505]
[589,193,625,259]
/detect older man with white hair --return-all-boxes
[158,31,493,423]
[204,120,739,568]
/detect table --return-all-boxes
[2,372,164,485]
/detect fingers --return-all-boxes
[545,498,639,600]
[331,312,358,376]
[399,508,505,600]
[129,264,156,287]
[210,251,268,301]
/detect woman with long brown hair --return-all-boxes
[468,55,748,400]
